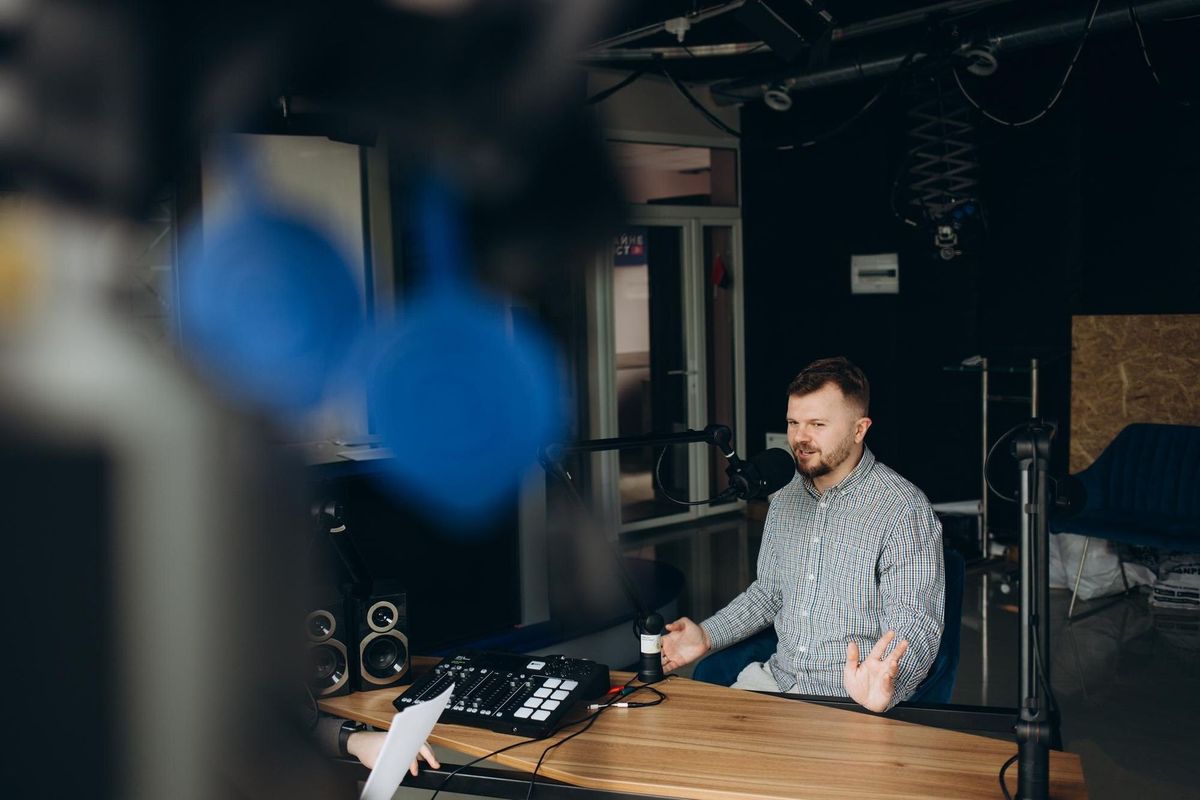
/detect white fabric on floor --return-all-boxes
[1049,532,1154,601]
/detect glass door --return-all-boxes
[587,210,745,534]
[703,223,741,510]
[613,224,691,525]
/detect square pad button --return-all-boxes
[534,687,552,698]
[543,678,562,689]
[541,700,560,711]
[551,689,569,701]
[532,709,551,721]
[523,697,542,708]
[514,707,533,719]
[560,680,579,691]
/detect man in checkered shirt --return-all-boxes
[661,357,944,712]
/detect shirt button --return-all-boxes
[801,610,809,617]
[807,574,815,581]
[811,536,820,544]
[798,646,808,653]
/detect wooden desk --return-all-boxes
[320,672,1087,800]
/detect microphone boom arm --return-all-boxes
[538,424,744,680]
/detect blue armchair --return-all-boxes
[691,548,965,705]
[1050,422,1200,617]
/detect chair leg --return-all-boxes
[1068,537,1091,620]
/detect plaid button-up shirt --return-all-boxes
[701,447,944,707]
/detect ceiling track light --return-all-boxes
[763,82,793,111]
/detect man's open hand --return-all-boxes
[843,630,908,713]
[660,616,711,673]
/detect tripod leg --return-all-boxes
[1068,537,1091,620]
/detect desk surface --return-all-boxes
[320,672,1087,800]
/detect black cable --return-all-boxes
[1128,3,1192,107]
[427,714,595,800]
[661,68,742,137]
[523,678,668,799]
[587,71,645,106]
[1031,621,1060,716]
[653,446,733,506]
[953,0,1103,127]
[429,675,667,800]
[775,29,931,152]
[999,752,1018,800]
[982,424,1023,503]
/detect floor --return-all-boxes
[631,517,1200,800]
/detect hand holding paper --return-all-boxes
[359,684,454,800]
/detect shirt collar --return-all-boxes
[801,446,876,499]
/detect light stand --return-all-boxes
[538,424,742,683]
[1010,420,1061,800]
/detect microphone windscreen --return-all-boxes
[752,448,798,496]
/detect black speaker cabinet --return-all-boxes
[352,582,410,691]
[305,595,351,698]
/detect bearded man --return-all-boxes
[660,357,944,712]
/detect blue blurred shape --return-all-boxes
[368,291,563,522]
[368,178,564,522]
[178,205,364,414]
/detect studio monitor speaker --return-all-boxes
[352,582,410,691]
[305,595,350,698]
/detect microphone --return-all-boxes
[725,448,797,501]
[637,612,665,683]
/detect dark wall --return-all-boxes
[310,465,523,651]
[740,33,1200,506]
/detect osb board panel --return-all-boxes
[1071,314,1200,472]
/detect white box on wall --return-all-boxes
[850,253,899,294]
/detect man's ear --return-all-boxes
[854,416,872,444]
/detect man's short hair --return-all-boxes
[786,356,870,416]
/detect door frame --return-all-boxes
[586,205,747,535]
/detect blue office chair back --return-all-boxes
[692,547,966,705]
[908,547,964,704]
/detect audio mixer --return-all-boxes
[393,650,610,738]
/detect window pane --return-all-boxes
[608,142,738,207]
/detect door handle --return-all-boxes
[665,369,697,376]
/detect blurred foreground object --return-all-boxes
[0,1,623,798]
[368,179,564,521]
[178,147,365,416]
[0,206,350,800]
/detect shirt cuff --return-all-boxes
[699,615,739,651]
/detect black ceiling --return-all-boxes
[584,0,1082,84]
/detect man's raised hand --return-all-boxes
[660,617,711,673]
[843,630,908,713]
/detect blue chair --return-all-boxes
[692,548,965,705]
[1049,423,1200,618]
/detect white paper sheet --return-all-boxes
[359,684,454,800]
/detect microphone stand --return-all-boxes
[1010,420,1060,800]
[538,424,741,683]
[313,500,373,600]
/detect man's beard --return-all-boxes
[793,435,854,479]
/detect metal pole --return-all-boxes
[1013,425,1053,800]
[981,357,989,559]
[1030,357,1039,417]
